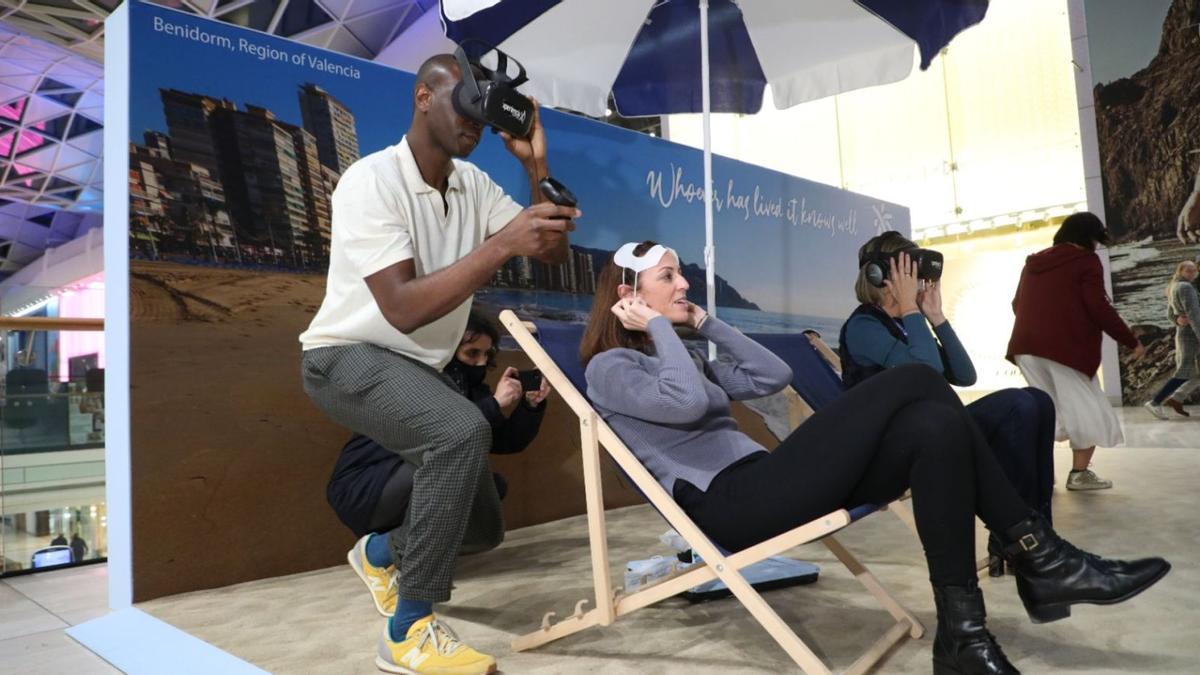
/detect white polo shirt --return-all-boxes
[300,136,523,369]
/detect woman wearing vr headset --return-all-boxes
[1008,212,1145,492]
[581,240,1168,675]
[838,231,1055,577]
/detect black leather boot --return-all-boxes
[986,533,1009,577]
[999,513,1171,623]
[931,582,1019,674]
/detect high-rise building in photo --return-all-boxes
[288,125,333,260]
[155,89,344,267]
[298,83,360,175]
[160,89,235,183]
[210,105,313,266]
[131,132,237,260]
[128,141,168,258]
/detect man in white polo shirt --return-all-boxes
[300,53,577,674]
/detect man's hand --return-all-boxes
[1132,343,1146,360]
[500,97,546,175]
[611,298,661,332]
[1177,315,1190,327]
[493,367,523,408]
[495,202,579,262]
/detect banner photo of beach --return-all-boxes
[122,2,909,599]
[1083,0,1200,403]
[129,2,909,340]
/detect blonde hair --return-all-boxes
[1167,260,1197,301]
[854,233,916,305]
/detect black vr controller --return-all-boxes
[860,231,944,288]
[452,40,534,139]
[538,176,577,210]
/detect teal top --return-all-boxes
[843,311,977,386]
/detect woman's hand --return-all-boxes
[685,301,708,330]
[525,377,552,406]
[611,297,662,331]
[884,251,921,315]
[918,280,946,326]
[1177,315,1190,327]
[493,367,523,408]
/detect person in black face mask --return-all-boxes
[441,310,551,460]
[324,311,550,598]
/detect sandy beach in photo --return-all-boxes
[129,261,354,600]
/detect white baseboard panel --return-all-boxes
[66,608,268,674]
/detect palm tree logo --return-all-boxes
[872,204,893,235]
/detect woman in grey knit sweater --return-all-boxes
[1145,260,1200,418]
[580,240,1169,675]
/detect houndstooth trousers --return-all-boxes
[302,343,503,603]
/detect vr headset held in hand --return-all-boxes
[859,231,944,288]
[451,42,578,213]
[452,40,535,138]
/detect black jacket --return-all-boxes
[443,361,547,455]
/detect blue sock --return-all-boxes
[390,599,433,641]
[364,533,392,569]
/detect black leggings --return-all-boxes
[674,363,1030,585]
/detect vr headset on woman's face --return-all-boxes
[452,40,534,138]
[859,232,944,288]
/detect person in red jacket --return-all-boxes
[1008,212,1145,491]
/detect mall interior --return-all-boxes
[1,0,1198,673]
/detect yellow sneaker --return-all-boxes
[376,615,496,674]
[349,534,397,616]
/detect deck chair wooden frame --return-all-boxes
[499,310,924,675]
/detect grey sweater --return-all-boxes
[1169,281,1200,342]
[585,315,793,494]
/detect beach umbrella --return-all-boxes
[440,0,989,323]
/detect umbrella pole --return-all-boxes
[700,0,716,361]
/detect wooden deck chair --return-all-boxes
[498,310,924,674]
[752,332,989,571]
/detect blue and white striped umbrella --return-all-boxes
[441,0,988,324]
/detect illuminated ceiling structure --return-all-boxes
[0,0,435,279]
[0,20,101,284]
[0,0,439,62]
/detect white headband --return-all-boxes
[614,243,676,299]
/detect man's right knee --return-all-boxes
[433,414,492,464]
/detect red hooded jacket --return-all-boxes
[1007,243,1137,376]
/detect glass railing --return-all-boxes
[0,318,107,576]
[1,389,105,454]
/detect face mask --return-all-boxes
[614,242,676,300]
[462,363,487,387]
[447,360,487,388]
